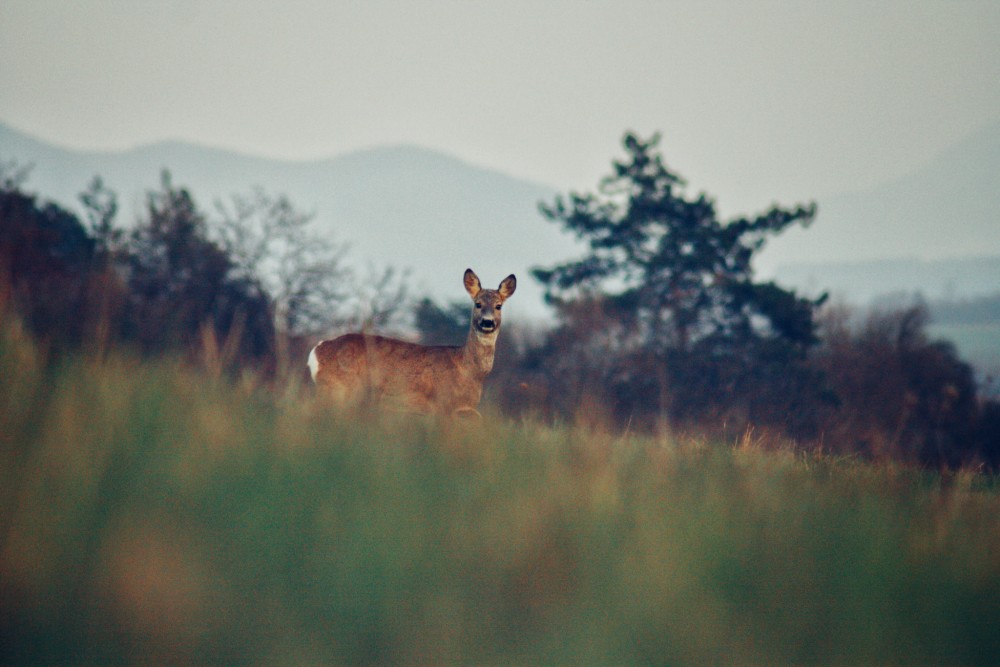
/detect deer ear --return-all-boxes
[498,274,517,300]
[464,268,482,298]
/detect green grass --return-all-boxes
[3,319,1000,665]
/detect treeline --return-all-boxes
[2,135,998,469]
[420,135,1000,469]
[0,162,406,375]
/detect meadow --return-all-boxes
[3,316,1000,666]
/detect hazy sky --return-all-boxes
[2,0,999,216]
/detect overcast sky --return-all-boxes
[2,0,999,217]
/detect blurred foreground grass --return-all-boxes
[2,318,1000,665]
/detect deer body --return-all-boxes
[308,269,516,416]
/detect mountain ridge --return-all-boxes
[0,121,568,319]
[760,117,1000,268]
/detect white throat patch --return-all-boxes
[475,330,498,346]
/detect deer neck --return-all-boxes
[462,328,498,376]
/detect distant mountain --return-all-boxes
[0,122,575,320]
[774,256,1000,303]
[3,119,999,314]
[761,118,1000,288]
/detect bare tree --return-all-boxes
[79,176,122,258]
[0,159,33,192]
[339,263,411,336]
[215,187,350,336]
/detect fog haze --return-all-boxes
[3,0,999,218]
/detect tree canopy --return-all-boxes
[535,132,820,350]
[532,132,826,430]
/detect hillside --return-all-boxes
[774,256,1000,303]
[760,118,1000,282]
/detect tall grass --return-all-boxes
[2,313,1000,665]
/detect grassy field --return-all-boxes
[3,319,1000,665]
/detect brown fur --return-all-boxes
[309,268,516,416]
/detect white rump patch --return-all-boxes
[307,344,321,383]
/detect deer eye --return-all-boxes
[495,304,502,311]
[475,302,482,309]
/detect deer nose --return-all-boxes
[479,318,496,331]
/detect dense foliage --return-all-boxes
[0,167,403,374]
[530,133,825,434]
[1,170,275,364]
[490,133,995,467]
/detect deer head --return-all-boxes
[464,268,516,338]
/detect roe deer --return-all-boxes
[308,268,516,417]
